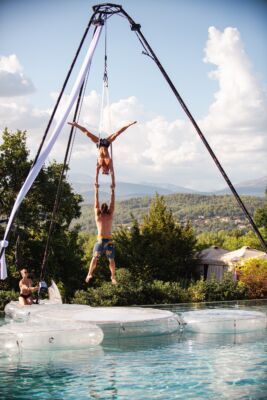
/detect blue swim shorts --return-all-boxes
[93,238,115,259]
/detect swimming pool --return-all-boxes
[0,300,266,399]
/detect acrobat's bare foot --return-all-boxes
[85,274,93,283]
[111,277,117,285]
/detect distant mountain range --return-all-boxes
[214,176,267,197]
[68,172,267,203]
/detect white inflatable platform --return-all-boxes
[2,302,183,354]
[182,309,267,334]
[0,320,103,356]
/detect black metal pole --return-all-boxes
[92,3,267,251]
[116,7,267,252]
[38,81,86,283]
[0,12,99,262]
[32,14,97,166]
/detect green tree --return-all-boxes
[0,128,31,215]
[0,128,84,298]
[254,188,267,230]
[114,194,197,283]
[197,228,267,252]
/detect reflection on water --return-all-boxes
[0,300,267,399]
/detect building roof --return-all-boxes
[220,246,267,268]
[199,246,228,265]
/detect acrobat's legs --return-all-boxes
[107,121,137,143]
[108,258,116,285]
[84,130,99,144]
[107,129,126,143]
[85,254,99,283]
[68,122,99,143]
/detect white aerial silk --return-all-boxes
[0,25,102,280]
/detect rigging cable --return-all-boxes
[98,17,114,169]
[88,4,266,251]
[117,5,267,252]
[38,58,92,285]
[38,22,105,287]
[0,13,100,264]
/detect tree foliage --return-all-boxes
[254,188,267,231]
[237,258,267,299]
[1,128,266,305]
[196,228,267,252]
[74,192,265,234]
[0,128,84,298]
[113,194,197,282]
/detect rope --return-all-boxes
[98,17,114,166]
[0,14,98,263]
[66,61,91,175]
[37,23,102,286]
[32,19,95,168]
[39,66,91,285]
[91,4,267,251]
[98,17,109,139]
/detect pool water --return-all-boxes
[0,300,266,400]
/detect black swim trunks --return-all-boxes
[97,138,110,148]
[19,293,31,299]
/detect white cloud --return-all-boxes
[202,27,267,128]
[1,27,267,191]
[0,55,35,97]
[197,26,267,185]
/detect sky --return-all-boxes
[0,0,267,191]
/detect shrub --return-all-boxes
[73,269,142,306]
[72,269,189,306]
[147,280,188,304]
[188,279,206,302]
[188,273,246,302]
[237,258,267,299]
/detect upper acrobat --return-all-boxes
[68,120,137,176]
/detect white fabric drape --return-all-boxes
[207,265,227,281]
[0,26,102,280]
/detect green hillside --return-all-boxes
[73,193,265,234]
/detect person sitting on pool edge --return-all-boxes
[85,168,116,285]
[19,268,38,306]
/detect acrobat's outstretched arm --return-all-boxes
[95,163,101,185]
[94,181,100,213]
[110,161,115,189]
[107,121,137,143]
[68,122,99,144]
[109,185,115,214]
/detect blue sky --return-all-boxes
[0,0,267,190]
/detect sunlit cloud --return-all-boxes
[1,26,266,191]
[0,54,35,97]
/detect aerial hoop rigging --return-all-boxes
[97,16,114,176]
[1,3,266,282]
[91,3,267,253]
[0,24,103,280]
[98,17,114,167]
